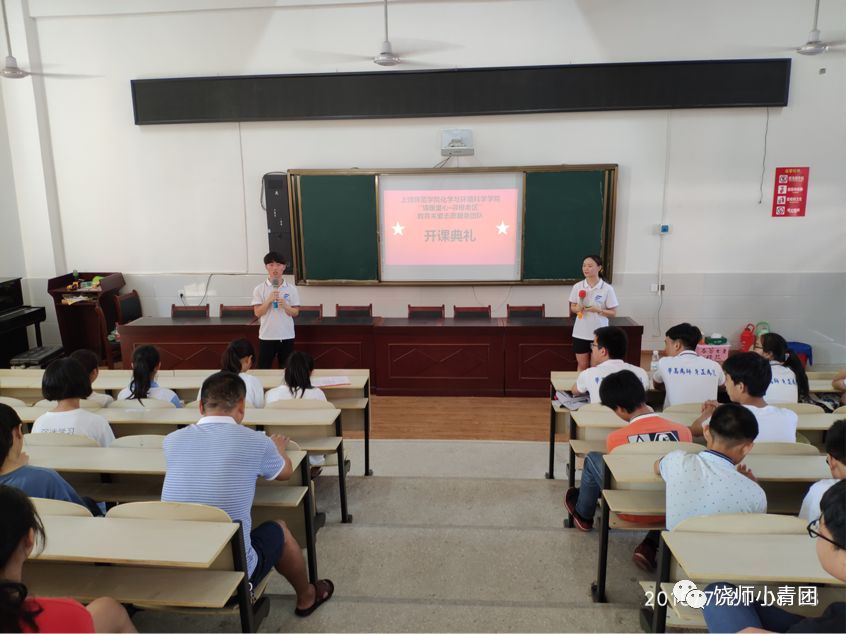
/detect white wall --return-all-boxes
[0,81,24,277]
[3,0,845,361]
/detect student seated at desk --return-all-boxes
[704,480,846,633]
[69,349,114,408]
[265,351,327,404]
[194,338,265,408]
[564,370,692,571]
[116,345,182,408]
[652,322,725,407]
[570,326,649,403]
[0,404,99,516]
[755,332,809,404]
[31,359,115,447]
[799,419,845,521]
[691,353,798,443]
[162,371,334,617]
[0,485,135,633]
[657,403,767,531]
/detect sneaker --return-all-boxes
[632,541,657,572]
[563,487,594,531]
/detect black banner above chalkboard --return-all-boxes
[131,59,790,125]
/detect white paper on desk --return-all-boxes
[555,391,590,410]
[311,376,351,387]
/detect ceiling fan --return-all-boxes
[0,0,31,78]
[295,0,457,68]
[1,0,94,78]
[796,0,844,55]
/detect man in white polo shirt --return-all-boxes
[653,322,725,407]
[161,371,334,617]
[252,251,300,369]
[571,326,649,403]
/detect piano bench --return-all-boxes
[10,346,64,369]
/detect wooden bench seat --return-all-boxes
[24,562,243,609]
[78,482,307,509]
[569,439,606,456]
[330,397,368,410]
[295,436,343,454]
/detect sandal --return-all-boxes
[294,579,334,617]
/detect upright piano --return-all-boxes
[0,277,47,368]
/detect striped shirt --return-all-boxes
[161,416,285,576]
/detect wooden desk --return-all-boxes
[117,315,644,397]
[16,407,340,432]
[604,453,829,485]
[29,514,264,632]
[649,532,845,632]
[24,443,306,478]
[25,444,320,584]
[16,391,366,487]
[35,514,237,567]
[591,453,830,605]
[572,410,840,433]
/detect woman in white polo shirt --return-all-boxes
[569,255,619,371]
[755,332,809,403]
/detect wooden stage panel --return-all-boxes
[375,339,504,397]
[119,316,642,397]
[295,318,374,370]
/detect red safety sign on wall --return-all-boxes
[772,167,809,217]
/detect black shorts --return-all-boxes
[258,338,294,369]
[572,337,592,355]
[249,521,285,587]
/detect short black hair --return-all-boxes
[665,323,702,351]
[41,358,92,401]
[594,326,628,360]
[69,349,99,375]
[722,352,772,398]
[826,419,846,464]
[263,251,286,266]
[820,480,846,550]
[599,370,647,413]
[708,403,759,445]
[200,371,246,411]
[0,403,24,464]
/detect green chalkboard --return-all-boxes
[523,170,608,281]
[290,166,615,284]
[298,175,378,281]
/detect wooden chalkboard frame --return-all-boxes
[288,164,617,286]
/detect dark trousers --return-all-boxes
[258,339,294,369]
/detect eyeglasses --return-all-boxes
[807,518,846,549]
[590,342,600,349]
[753,345,764,351]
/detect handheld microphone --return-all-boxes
[271,278,279,309]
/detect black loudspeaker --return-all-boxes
[263,173,295,276]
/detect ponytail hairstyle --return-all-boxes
[0,485,45,632]
[221,339,255,374]
[760,333,809,400]
[0,404,23,466]
[584,254,603,276]
[129,345,160,401]
[283,351,315,399]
